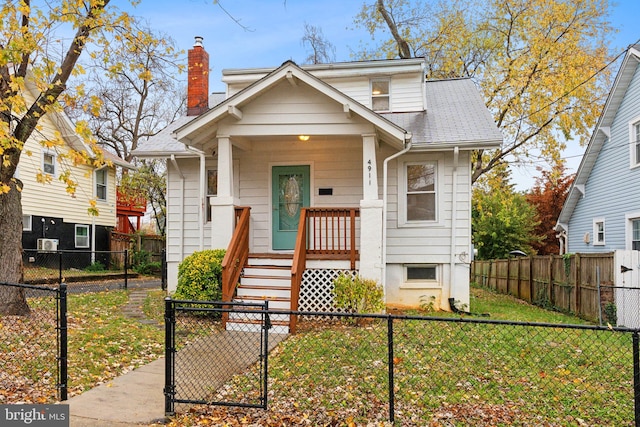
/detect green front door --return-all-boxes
[272,165,310,250]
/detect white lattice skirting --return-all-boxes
[298,269,357,315]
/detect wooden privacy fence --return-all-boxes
[471,253,616,322]
[110,232,165,267]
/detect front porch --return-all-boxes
[221,206,362,333]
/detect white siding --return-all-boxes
[237,138,365,253]
[386,151,471,262]
[225,64,425,113]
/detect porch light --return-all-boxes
[298,135,310,141]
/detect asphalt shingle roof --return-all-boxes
[382,78,502,147]
[133,77,501,157]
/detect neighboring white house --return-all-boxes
[18,77,132,266]
[133,37,502,331]
[556,45,640,253]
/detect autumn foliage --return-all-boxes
[526,165,574,255]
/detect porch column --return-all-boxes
[211,135,235,249]
[359,133,383,284]
[362,133,379,201]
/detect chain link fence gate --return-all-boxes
[164,299,285,415]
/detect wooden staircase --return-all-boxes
[226,254,293,334]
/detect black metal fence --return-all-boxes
[22,249,166,291]
[164,299,278,415]
[0,283,67,403]
[165,307,640,426]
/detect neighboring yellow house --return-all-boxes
[18,80,132,266]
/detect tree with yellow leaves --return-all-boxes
[0,0,137,314]
[354,0,613,183]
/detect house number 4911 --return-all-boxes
[367,159,372,185]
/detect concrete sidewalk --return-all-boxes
[67,289,287,426]
[68,357,166,426]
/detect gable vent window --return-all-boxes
[371,79,390,112]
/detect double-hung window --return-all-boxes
[633,219,640,250]
[371,79,390,112]
[22,215,32,232]
[206,169,218,222]
[95,169,107,201]
[406,162,437,222]
[630,118,640,167]
[593,218,605,246]
[75,225,90,248]
[43,152,56,176]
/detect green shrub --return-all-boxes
[332,273,385,314]
[175,249,226,301]
[85,261,106,272]
[135,261,162,275]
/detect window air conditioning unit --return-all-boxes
[37,238,58,252]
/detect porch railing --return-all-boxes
[219,206,359,333]
[290,207,360,333]
[221,207,251,305]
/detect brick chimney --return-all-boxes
[187,36,209,116]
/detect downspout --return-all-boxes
[382,138,412,300]
[185,145,206,251]
[170,155,185,260]
[450,147,459,309]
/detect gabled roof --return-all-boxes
[556,45,640,230]
[173,60,410,149]
[23,77,133,170]
[134,59,502,158]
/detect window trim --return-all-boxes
[370,78,391,112]
[206,169,218,222]
[22,215,32,232]
[95,168,108,201]
[42,151,56,176]
[401,264,441,289]
[593,218,605,246]
[629,115,640,168]
[625,212,640,250]
[75,224,90,248]
[398,156,442,227]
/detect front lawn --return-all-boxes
[165,285,633,426]
[1,290,165,403]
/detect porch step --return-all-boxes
[225,255,293,334]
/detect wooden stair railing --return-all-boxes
[221,207,251,326]
[290,208,309,334]
[290,207,359,333]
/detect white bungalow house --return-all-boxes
[133,37,502,332]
